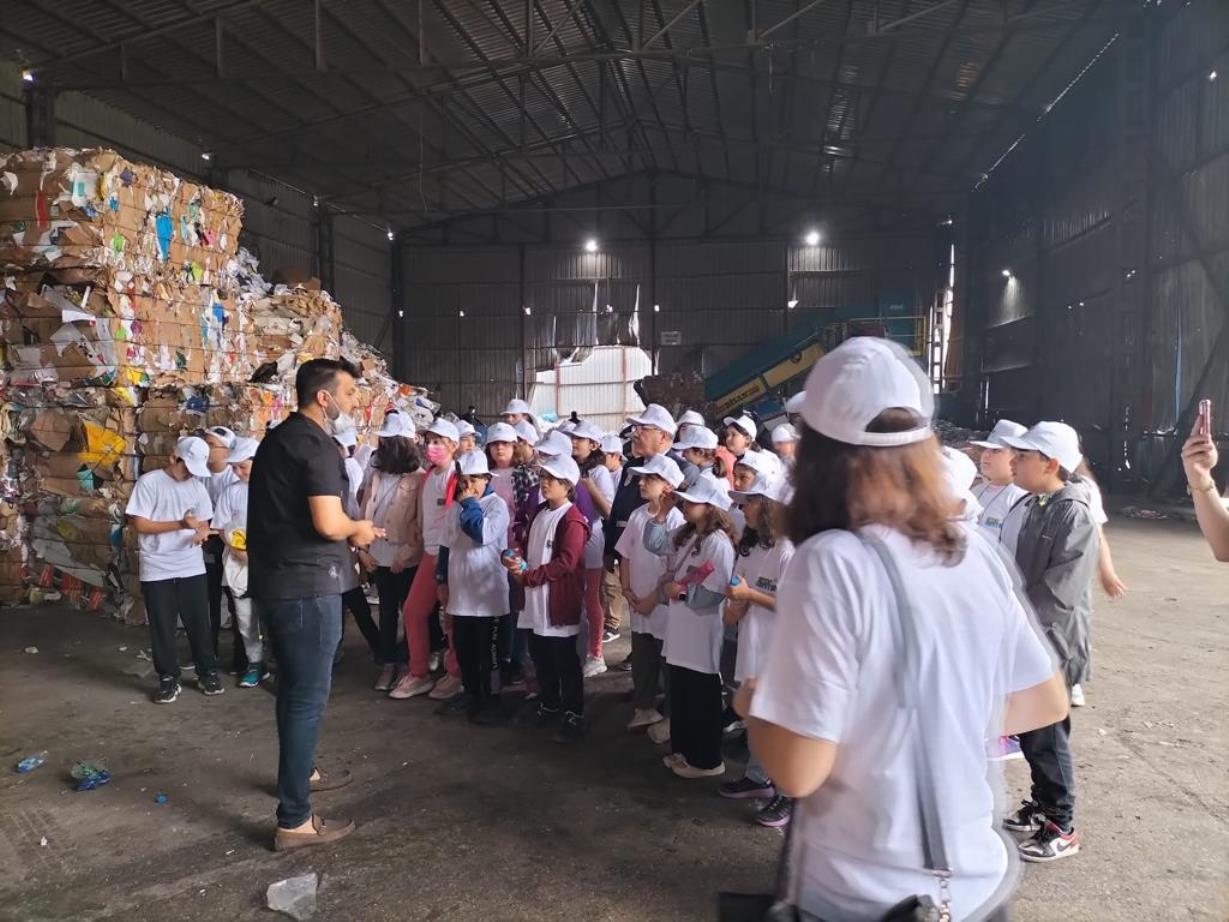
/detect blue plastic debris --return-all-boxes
[16,752,47,773]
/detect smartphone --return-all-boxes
[1197,399,1212,438]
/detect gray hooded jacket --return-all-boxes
[1012,476,1101,686]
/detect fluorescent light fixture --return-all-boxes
[397,310,404,318]
[200,152,212,162]
[523,306,531,315]
[386,229,395,241]
[458,310,465,318]
[584,238,598,253]
[652,304,660,313]
[1001,268,1012,279]
[804,230,820,246]
[21,69,34,83]
[787,299,799,309]
[1210,70,1218,81]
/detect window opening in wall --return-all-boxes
[930,244,956,394]
[528,345,652,433]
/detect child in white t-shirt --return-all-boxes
[213,438,265,689]
[720,476,794,826]
[970,421,1030,544]
[436,451,510,724]
[643,471,736,778]
[615,453,685,733]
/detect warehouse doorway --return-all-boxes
[528,346,652,434]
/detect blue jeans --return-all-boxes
[262,594,342,829]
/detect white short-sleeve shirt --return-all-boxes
[421,467,452,556]
[732,539,794,682]
[973,481,1029,543]
[615,504,685,639]
[751,524,1054,920]
[126,469,214,582]
[662,529,736,674]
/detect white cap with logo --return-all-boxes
[457,450,490,477]
[730,474,789,505]
[513,420,538,443]
[226,436,260,464]
[734,449,782,481]
[426,418,460,442]
[456,420,476,438]
[970,419,1028,450]
[678,410,705,428]
[571,419,604,443]
[535,430,573,459]
[485,422,518,444]
[378,412,415,439]
[723,414,758,441]
[539,454,581,486]
[673,471,733,511]
[798,337,932,447]
[629,453,685,488]
[504,398,532,416]
[206,425,237,449]
[600,434,625,457]
[771,423,799,445]
[175,436,212,478]
[675,426,719,451]
[1002,421,1083,474]
[627,404,678,437]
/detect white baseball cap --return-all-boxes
[378,412,415,439]
[673,471,732,511]
[771,423,799,445]
[723,415,757,441]
[457,450,490,477]
[485,422,518,444]
[1002,421,1083,473]
[629,453,685,488]
[560,420,578,435]
[535,430,572,458]
[334,425,358,450]
[456,420,476,438]
[729,475,789,504]
[627,404,678,437]
[426,418,460,442]
[970,419,1028,450]
[539,454,581,486]
[513,420,537,443]
[678,410,705,428]
[941,446,978,492]
[785,392,807,414]
[675,426,719,451]
[570,419,604,443]
[226,436,259,464]
[504,398,532,416]
[799,337,932,447]
[205,425,237,449]
[734,449,781,480]
[600,434,625,456]
[175,436,212,478]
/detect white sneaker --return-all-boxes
[1070,684,1086,707]
[582,656,607,678]
[671,758,726,779]
[628,708,664,731]
[428,673,464,700]
[647,718,671,745]
[388,674,434,699]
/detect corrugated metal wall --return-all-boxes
[401,231,940,416]
[963,0,1229,494]
[0,63,392,359]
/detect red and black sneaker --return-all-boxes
[1003,799,1043,834]
[1018,821,1080,862]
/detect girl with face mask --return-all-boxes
[389,418,464,701]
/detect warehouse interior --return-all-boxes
[1,2,1228,921]
[3,0,1225,497]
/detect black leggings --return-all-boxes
[452,616,498,699]
[373,566,414,664]
[529,633,583,716]
[341,587,380,660]
[670,665,723,770]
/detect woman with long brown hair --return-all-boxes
[736,337,1070,921]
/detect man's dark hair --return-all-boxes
[296,358,359,407]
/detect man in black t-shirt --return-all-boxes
[249,358,381,852]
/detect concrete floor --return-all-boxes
[0,516,1225,922]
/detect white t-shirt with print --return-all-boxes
[615,504,685,639]
[421,466,451,555]
[582,465,615,568]
[972,481,1029,544]
[214,479,249,594]
[661,529,736,674]
[732,540,794,682]
[750,524,1055,921]
[519,502,579,638]
[126,469,214,582]
[442,493,510,618]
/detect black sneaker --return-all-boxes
[200,671,225,696]
[755,795,793,828]
[469,697,502,726]
[601,629,620,644]
[1018,821,1080,862]
[153,676,181,704]
[437,692,476,717]
[552,711,585,743]
[719,776,775,800]
[1003,800,1043,834]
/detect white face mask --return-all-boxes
[322,392,354,437]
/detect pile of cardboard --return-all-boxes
[0,147,428,621]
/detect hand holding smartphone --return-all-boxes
[1197,399,1212,439]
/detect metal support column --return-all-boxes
[312,206,336,297]
[390,233,405,380]
[23,83,56,147]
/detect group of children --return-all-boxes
[125,381,1114,851]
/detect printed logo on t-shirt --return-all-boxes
[754,576,778,593]
[984,516,1004,528]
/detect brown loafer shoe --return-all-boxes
[273,815,356,851]
[309,769,353,793]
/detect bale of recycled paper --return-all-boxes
[0,148,242,282]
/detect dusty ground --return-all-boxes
[0,516,1225,921]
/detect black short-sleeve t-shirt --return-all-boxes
[247,412,350,600]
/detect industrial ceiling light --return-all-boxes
[1001,268,1012,279]
[21,69,35,83]
[787,299,799,309]
[804,230,821,246]
[653,303,660,313]
[458,310,465,318]
[386,229,395,241]
[200,151,212,162]
[397,310,404,318]
[1210,70,1218,81]
[584,238,598,253]
[523,306,531,315]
